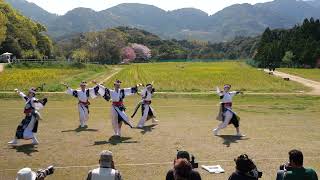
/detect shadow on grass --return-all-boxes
[217,135,249,147]
[94,136,139,146]
[137,124,158,135]
[10,144,38,156]
[61,127,98,133]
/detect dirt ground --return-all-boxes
[0,95,319,180]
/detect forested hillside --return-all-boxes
[254,18,320,68]
[0,0,53,59]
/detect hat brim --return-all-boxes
[29,90,36,94]
[16,172,37,180]
[31,172,37,180]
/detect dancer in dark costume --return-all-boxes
[8,88,47,145]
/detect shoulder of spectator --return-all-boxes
[165,169,174,180]
[305,168,318,176]
[191,169,202,179]
[86,170,92,180]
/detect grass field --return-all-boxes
[0,63,112,92]
[105,62,308,93]
[279,68,320,82]
[1,94,319,180]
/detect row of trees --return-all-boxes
[56,28,152,64]
[0,1,53,59]
[56,27,257,64]
[254,18,320,68]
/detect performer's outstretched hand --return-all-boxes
[61,83,69,88]
[92,80,98,85]
[14,88,19,93]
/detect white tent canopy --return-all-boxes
[1,52,12,56]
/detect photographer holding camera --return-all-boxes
[86,150,122,180]
[276,149,318,180]
[16,166,54,180]
[166,151,201,180]
[228,154,262,180]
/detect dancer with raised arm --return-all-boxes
[213,84,245,137]
[8,88,47,145]
[64,81,99,128]
[95,80,138,137]
[135,83,158,128]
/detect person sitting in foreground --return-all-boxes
[166,151,201,180]
[228,154,262,180]
[276,149,318,180]
[86,150,122,180]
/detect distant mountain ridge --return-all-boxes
[4,0,57,26]
[4,0,320,42]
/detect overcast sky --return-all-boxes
[25,0,274,15]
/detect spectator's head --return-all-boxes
[177,151,190,161]
[174,158,192,180]
[234,154,256,173]
[99,150,114,168]
[289,149,303,168]
[16,168,36,180]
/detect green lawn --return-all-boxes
[0,94,319,180]
[0,64,112,92]
[279,68,320,82]
[105,61,308,93]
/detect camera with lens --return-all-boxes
[36,166,54,179]
[235,154,262,179]
[279,163,292,171]
[176,150,198,169]
[249,168,263,179]
[190,155,198,169]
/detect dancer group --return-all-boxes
[8,80,245,146]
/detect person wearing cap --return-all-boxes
[229,154,262,180]
[213,84,245,137]
[134,83,158,128]
[86,150,122,180]
[95,80,138,137]
[64,81,99,128]
[16,168,37,180]
[8,88,48,145]
[166,151,202,180]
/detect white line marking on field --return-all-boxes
[0,91,308,95]
[0,104,303,110]
[1,156,320,171]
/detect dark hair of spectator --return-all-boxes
[289,149,303,166]
[234,154,256,173]
[174,158,192,180]
[177,151,190,161]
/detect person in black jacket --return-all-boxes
[166,151,201,180]
[228,154,262,180]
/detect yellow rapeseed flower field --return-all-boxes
[105,61,308,92]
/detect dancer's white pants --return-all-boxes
[111,106,132,136]
[217,110,233,130]
[137,104,151,127]
[78,103,89,127]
